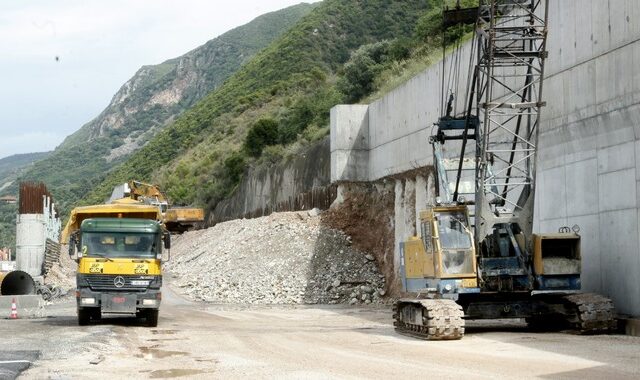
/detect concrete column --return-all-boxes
[426,171,436,206]
[415,175,427,236]
[404,178,416,238]
[330,105,370,182]
[16,214,46,277]
[394,180,405,273]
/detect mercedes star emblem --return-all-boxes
[114,276,126,288]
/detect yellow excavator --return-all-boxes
[109,180,205,233]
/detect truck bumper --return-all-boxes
[76,287,161,315]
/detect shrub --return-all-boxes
[261,144,285,165]
[243,118,280,157]
[337,41,393,102]
[223,151,246,184]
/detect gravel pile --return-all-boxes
[166,210,386,305]
[42,244,77,302]
[44,245,76,292]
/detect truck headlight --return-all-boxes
[444,284,453,291]
[142,299,157,306]
[81,297,95,305]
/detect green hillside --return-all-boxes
[0,151,50,190]
[13,3,316,215]
[83,0,435,211]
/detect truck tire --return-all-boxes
[78,308,91,326]
[146,309,159,327]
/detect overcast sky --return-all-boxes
[0,0,317,160]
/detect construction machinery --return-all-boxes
[61,204,170,326]
[393,0,616,340]
[110,180,205,233]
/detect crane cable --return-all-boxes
[440,1,476,120]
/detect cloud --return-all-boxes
[0,132,62,157]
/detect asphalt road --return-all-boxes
[1,286,638,379]
[0,351,39,380]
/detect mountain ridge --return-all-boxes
[82,0,432,210]
[13,2,317,213]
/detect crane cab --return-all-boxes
[400,205,479,299]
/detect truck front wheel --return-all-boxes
[78,308,91,326]
[145,309,159,327]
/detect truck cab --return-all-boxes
[69,217,170,326]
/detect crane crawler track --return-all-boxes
[562,293,617,333]
[393,299,464,340]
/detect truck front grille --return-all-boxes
[84,274,155,292]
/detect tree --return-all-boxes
[244,118,280,157]
[337,41,392,102]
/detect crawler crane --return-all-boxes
[393,0,616,340]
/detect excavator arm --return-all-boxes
[109,180,205,234]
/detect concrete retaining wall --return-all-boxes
[211,137,332,224]
[331,0,640,316]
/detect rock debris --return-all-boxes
[166,211,385,305]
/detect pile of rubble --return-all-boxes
[43,244,76,299]
[166,211,386,305]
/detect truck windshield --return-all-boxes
[82,232,158,258]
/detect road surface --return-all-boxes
[1,285,638,379]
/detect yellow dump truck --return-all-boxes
[61,204,170,326]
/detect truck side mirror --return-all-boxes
[163,232,171,262]
[68,236,81,263]
[68,238,75,257]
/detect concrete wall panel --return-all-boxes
[539,166,567,220]
[330,105,369,182]
[597,169,636,213]
[610,0,630,48]
[573,0,594,65]
[590,0,612,57]
[571,213,602,293]
[565,159,599,217]
[599,209,640,316]
[597,141,635,174]
[636,140,640,179]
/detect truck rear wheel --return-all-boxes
[145,309,159,327]
[78,308,91,326]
